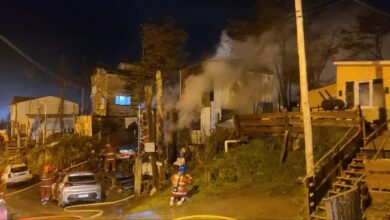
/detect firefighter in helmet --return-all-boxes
[40,164,53,204]
[170,165,192,206]
[104,144,116,173]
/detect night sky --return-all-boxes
[0,0,256,118]
[0,0,389,118]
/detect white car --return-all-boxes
[2,163,33,185]
[52,171,102,207]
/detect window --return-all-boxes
[358,82,370,106]
[345,82,354,109]
[373,79,385,107]
[11,166,28,173]
[115,96,131,106]
[68,174,96,183]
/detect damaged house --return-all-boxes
[90,67,143,132]
[179,59,278,143]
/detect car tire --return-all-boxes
[57,200,65,207]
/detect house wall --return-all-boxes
[91,69,108,116]
[75,115,93,136]
[334,62,390,122]
[308,84,337,111]
[30,117,75,140]
[91,68,140,117]
[10,96,79,137]
[106,74,140,117]
[382,65,390,122]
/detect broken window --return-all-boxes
[115,95,131,106]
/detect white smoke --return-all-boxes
[175,2,378,129]
[176,30,282,129]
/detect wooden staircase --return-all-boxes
[311,153,367,219]
[5,143,25,164]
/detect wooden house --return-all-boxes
[309,60,390,122]
[9,96,79,139]
[90,67,143,130]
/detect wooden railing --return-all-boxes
[234,110,359,136]
[306,119,362,214]
[364,119,390,147]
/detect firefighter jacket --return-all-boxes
[105,146,116,161]
[171,173,192,196]
[41,173,53,188]
[0,182,4,199]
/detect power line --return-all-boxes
[353,0,390,17]
[0,34,82,88]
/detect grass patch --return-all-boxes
[128,126,350,214]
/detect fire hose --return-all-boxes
[173,215,235,220]
[18,194,135,220]
[6,160,134,219]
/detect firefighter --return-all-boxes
[170,165,192,206]
[104,144,116,173]
[3,134,9,147]
[40,164,53,204]
[0,174,5,200]
[0,192,6,220]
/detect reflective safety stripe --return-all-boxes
[172,191,188,196]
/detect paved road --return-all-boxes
[5,181,133,219]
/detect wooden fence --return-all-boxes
[234,111,359,136]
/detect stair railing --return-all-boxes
[306,118,362,215]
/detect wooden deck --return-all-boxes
[234,111,360,136]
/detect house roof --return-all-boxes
[93,67,143,78]
[10,95,78,105]
[10,96,35,105]
[333,60,390,66]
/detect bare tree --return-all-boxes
[141,17,188,79]
[306,30,340,89]
[341,12,390,60]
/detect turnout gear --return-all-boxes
[0,177,5,200]
[104,144,116,172]
[41,165,53,204]
[170,166,192,206]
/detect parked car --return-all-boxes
[52,171,101,207]
[1,163,33,185]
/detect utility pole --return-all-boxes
[81,88,84,115]
[294,0,314,175]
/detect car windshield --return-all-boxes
[11,166,28,173]
[68,174,95,182]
